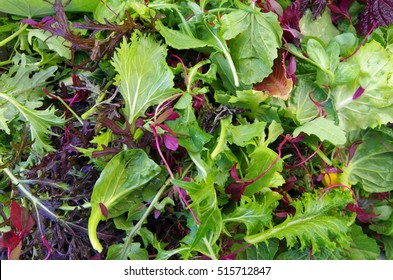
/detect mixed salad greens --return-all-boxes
[1,0,393,260]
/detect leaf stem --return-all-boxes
[0,24,28,47]
[120,176,172,259]
[306,142,333,166]
[211,118,228,160]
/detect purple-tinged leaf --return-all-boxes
[225,182,248,202]
[0,231,20,249]
[163,134,179,151]
[352,86,365,100]
[10,201,34,238]
[356,0,393,35]
[154,210,161,219]
[230,164,241,181]
[155,108,180,124]
[346,203,379,223]
[99,202,108,220]
[41,235,52,260]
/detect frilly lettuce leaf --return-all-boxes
[111,33,174,132]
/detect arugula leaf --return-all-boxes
[245,190,353,252]
[341,129,393,193]
[221,8,282,85]
[111,34,174,132]
[293,116,347,145]
[88,149,161,253]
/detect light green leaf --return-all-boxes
[382,236,393,260]
[223,191,281,235]
[106,243,149,260]
[292,116,347,145]
[299,9,340,45]
[0,108,10,134]
[245,190,353,252]
[0,0,100,17]
[341,130,393,193]
[227,120,266,147]
[28,29,71,59]
[225,9,282,85]
[244,146,284,196]
[111,34,174,131]
[88,149,161,253]
[333,41,393,131]
[0,93,66,153]
[343,225,380,260]
[307,39,330,70]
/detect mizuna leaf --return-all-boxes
[0,93,66,153]
[292,116,347,145]
[356,0,393,35]
[245,190,353,252]
[88,149,161,253]
[111,34,174,132]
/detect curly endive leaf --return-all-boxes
[88,149,161,253]
[245,190,354,252]
[111,33,174,132]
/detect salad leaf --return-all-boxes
[0,0,100,17]
[293,116,347,145]
[341,129,393,193]
[88,149,161,253]
[356,0,393,35]
[245,190,353,252]
[111,33,174,132]
[343,225,380,260]
[333,41,393,131]
[222,8,282,85]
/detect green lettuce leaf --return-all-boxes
[221,8,282,85]
[333,41,393,131]
[341,129,393,193]
[343,225,380,260]
[88,149,161,253]
[292,116,347,145]
[111,34,174,132]
[245,190,353,252]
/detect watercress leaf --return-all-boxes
[333,41,393,131]
[245,190,353,253]
[226,9,282,85]
[343,225,380,260]
[292,116,347,145]
[88,149,161,253]
[111,34,174,132]
[341,130,393,193]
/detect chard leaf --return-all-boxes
[292,116,347,145]
[88,149,161,253]
[111,34,174,132]
[222,9,282,85]
[341,129,393,193]
[333,41,393,131]
[245,190,353,252]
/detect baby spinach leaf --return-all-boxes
[111,33,174,132]
[88,149,161,253]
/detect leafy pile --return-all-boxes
[1,0,393,260]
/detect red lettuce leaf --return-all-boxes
[10,201,35,238]
[356,0,393,35]
[0,231,20,249]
